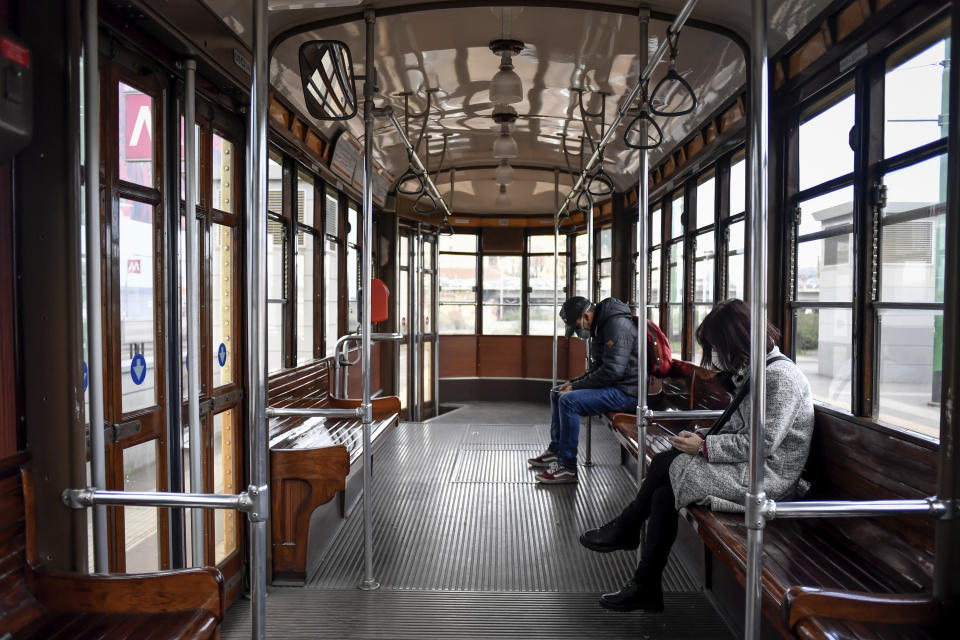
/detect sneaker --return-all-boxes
[527,450,558,469]
[580,521,639,553]
[535,464,578,484]
[598,580,664,613]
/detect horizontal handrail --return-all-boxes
[763,497,953,520]
[265,406,362,418]
[62,484,269,521]
[334,332,405,398]
[645,409,724,420]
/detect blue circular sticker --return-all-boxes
[218,342,227,367]
[83,361,88,392]
[130,353,147,385]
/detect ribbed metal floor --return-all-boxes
[222,590,733,639]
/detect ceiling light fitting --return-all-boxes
[489,39,524,105]
[495,183,511,208]
[495,159,515,185]
[492,108,519,159]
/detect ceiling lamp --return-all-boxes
[494,159,515,185]
[489,39,524,105]
[492,107,519,159]
[495,184,511,208]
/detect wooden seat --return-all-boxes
[606,362,941,638]
[0,454,224,640]
[267,360,400,583]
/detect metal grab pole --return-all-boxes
[247,0,269,637]
[83,0,108,574]
[744,1,770,638]
[636,6,650,487]
[184,59,204,568]
[584,161,595,467]
[552,168,559,390]
[359,7,379,592]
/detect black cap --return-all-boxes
[559,296,591,338]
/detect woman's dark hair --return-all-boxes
[695,299,781,371]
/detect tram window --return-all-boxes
[693,231,715,363]
[793,307,853,410]
[598,227,613,300]
[695,173,716,231]
[799,91,855,191]
[119,198,157,413]
[726,221,745,299]
[179,119,200,200]
[439,234,478,334]
[423,269,433,334]
[527,234,567,335]
[211,224,235,387]
[347,203,359,333]
[796,187,854,302]
[482,256,522,334]
[267,217,287,373]
[885,27,949,159]
[730,156,746,217]
[573,233,588,298]
[297,169,315,226]
[296,229,315,363]
[670,190,684,239]
[667,240,684,355]
[651,205,662,246]
[213,409,238,563]
[424,341,433,404]
[123,439,160,572]
[650,247,661,305]
[119,82,155,189]
[324,192,340,356]
[212,134,234,213]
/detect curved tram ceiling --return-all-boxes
[206,0,835,214]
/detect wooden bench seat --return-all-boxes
[0,454,224,640]
[604,362,940,638]
[267,360,400,583]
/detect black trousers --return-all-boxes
[614,448,683,585]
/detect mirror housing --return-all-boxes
[299,40,358,120]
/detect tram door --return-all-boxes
[397,226,439,420]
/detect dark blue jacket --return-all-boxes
[570,298,639,397]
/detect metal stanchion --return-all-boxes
[635,6,651,488]
[359,7,379,591]
[583,164,595,468]
[83,0,108,574]
[183,58,205,567]
[744,0,770,638]
[552,168,560,391]
[247,0,270,636]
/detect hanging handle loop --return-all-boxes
[575,187,593,215]
[587,164,614,197]
[413,190,437,214]
[623,110,664,150]
[396,151,425,196]
[648,31,698,117]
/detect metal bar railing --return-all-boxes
[554,0,701,222]
[764,498,952,520]
[183,57,204,568]
[334,332,404,398]
[64,488,258,512]
[744,0,770,637]
[645,409,724,420]
[552,168,560,391]
[83,0,108,575]
[265,406,361,419]
[381,111,452,219]
[359,7,378,592]
[247,1,270,636]
[635,6,651,488]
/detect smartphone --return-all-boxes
[652,422,680,438]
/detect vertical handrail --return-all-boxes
[183,58,204,567]
[433,237,440,411]
[247,0,269,637]
[744,0,770,638]
[83,0,108,574]
[552,168,559,390]
[636,6,650,486]
[584,154,595,467]
[359,7,379,591]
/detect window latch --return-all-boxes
[104,418,142,445]
[871,183,888,210]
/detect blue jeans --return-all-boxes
[548,386,636,469]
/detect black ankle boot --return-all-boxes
[579,520,638,553]
[598,580,664,612]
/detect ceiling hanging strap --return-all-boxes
[575,186,594,215]
[413,189,438,214]
[623,82,664,149]
[395,151,425,195]
[649,30,698,117]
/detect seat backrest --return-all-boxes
[0,454,45,634]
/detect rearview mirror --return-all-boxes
[299,40,358,120]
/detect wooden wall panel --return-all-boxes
[477,336,522,378]
[0,163,14,458]
[567,338,587,378]
[438,335,477,378]
[523,336,557,379]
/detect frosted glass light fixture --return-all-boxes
[494,159,515,185]
[489,39,524,105]
[492,124,518,159]
[495,184,511,208]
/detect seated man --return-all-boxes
[529,296,640,484]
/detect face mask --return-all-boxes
[575,327,591,340]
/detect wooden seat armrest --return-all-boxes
[783,586,939,630]
[27,566,225,621]
[329,395,401,416]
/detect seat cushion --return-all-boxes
[15,609,218,640]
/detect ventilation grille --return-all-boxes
[883,220,934,264]
[325,194,339,237]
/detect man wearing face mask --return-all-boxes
[529,296,640,484]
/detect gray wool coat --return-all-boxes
[668,347,814,512]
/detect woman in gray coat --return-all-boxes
[579,299,814,612]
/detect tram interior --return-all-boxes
[0,0,957,639]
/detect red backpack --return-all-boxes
[644,319,672,376]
